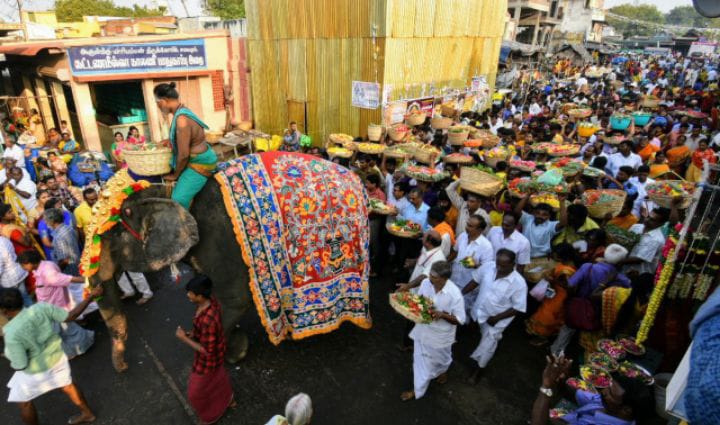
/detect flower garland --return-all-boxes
[79,170,151,277]
[636,248,675,346]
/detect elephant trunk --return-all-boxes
[96,277,128,373]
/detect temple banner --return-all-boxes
[68,39,207,76]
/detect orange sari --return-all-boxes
[433,221,456,246]
[666,145,690,173]
[637,144,660,162]
[525,264,576,337]
[608,213,639,230]
[649,163,671,178]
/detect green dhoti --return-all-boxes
[171,146,217,209]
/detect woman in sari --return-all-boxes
[0,203,37,257]
[636,136,660,163]
[649,151,672,179]
[27,190,50,238]
[686,139,717,182]
[526,243,578,346]
[666,135,691,175]
[111,132,128,169]
[126,126,146,145]
[175,275,234,424]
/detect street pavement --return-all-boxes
[1,266,547,425]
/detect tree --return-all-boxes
[55,0,166,22]
[206,0,246,20]
[607,4,665,37]
[665,5,711,28]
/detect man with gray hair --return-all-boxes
[397,260,465,401]
[265,392,313,425]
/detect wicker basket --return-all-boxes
[561,103,578,114]
[329,133,354,145]
[389,292,433,323]
[509,161,535,172]
[407,112,426,126]
[459,167,503,197]
[583,189,627,219]
[547,146,580,157]
[206,130,224,145]
[388,125,409,142]
[414,147,440,164]
[430,116,453,129]
[447,128,470,145]
[641,97,660,109]
[357,142,386,155]
[443,154,474,164]
[386,223,423,239]
[237,121,252,132]
[368,124,383,141]
[123,148,173,176]
[475,130,500,148]
[568,108,592,119]
[327,147,353,158]
[441,104,457,118]
[602,136,625,145]
[646,181,694,209]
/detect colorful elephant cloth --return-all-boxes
[216,152,372,344]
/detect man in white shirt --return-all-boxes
[485,214,531,273]
[6,166,37,220]
[398,261,465,401]
[0,157,30,183]
[528,99,542,116]
[623,208,671,276]
[608,141,643,177]
[448,215,494,311]
[0,236,30,305]
[685,127,707,153]
[629,165,656,218]
[445,180,491,237]
[466,249,527,384]
[2,137,25,167]
[405,231,446,284]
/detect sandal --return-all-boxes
[68,413,96,424]
[400,391,415,401]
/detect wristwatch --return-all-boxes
[539,387,553,397]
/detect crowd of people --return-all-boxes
[331,51,719,423]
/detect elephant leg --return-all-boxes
[97,281,129,373]
[225,326,249,364]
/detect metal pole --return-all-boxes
[16,0,27,41]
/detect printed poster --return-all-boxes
[352,81,381,109]
[406,97,434,117]
[382,101,408,126]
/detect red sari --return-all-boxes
[187,299,233,424]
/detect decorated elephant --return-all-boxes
[85,152,371,372]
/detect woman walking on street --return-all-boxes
[176,275,235,424]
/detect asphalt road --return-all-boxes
[1,266,547,425]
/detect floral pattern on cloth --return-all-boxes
[215,152,372,344]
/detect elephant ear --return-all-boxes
[110,197,199,272]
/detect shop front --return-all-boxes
[0,31,250,154]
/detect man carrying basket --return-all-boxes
[153,83,218,209]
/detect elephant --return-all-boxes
[92,179,253,372]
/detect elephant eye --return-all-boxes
[124,208,132,217]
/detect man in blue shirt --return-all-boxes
[400,188,430,232]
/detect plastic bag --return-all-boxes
[530,279,550,302]
[537,169,563,186]
[300,134,312,148]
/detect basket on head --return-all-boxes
[582,189,627,219]
[474,130,500,148]
[459,167,503,197]
[483,149,509,168]
[447,127,470,146]
[646,180,694,209]
[561,103,578,114]
[441,105,457,118]
[205,130,224,145]
[568,108,593,119]
[414,146,440,164]
[640,97,660,109]
[327,147,353,158]
[443,153,474,165]
[388,124,409,142]
[632,112,653,126]
[577,124,599,138]
[431,116,453,129]
[329,133,354,145]
[610,115,632,130]
[547,145,580,157]
[368,124,383,141]
[123,148,173,176]
[407,112,426,126]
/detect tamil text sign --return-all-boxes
[68,39,207,76]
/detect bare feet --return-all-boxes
[400,390,415,401]
[436,373,448,385]
[467,367,483,385]
[120,293,134,300]
[68,412,96,424]
[136,296,152,305]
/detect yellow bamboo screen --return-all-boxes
[246,0,506,143]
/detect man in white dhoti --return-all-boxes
[1,285,102,425]
[447,215,494,313]
[466,249,527,384]
[397,261,465,401]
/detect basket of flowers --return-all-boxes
[546,144,580,157]
[327,146,354,158]
[530,192,561,210]
[582,189,627,218]
[406,110,427,126]
[459,167,504,197]
[389,291,434,323]
[357,142,386,155]
[447,126,470,145]
[368,124,383,141]
[443,153,474,165]
[123,142,173,176]
[483,146,511,167]
[646,180,695,209]
[577,122,600,138]
[369,198,398,215]
[610,114,633,130]
[387,124,410,142]
[402,164,448,182]
[387,218,423,238]
[509,159,536,173]
[561,103,578,114]
[568,108,593,119]
[384,143,416,159]
[530,142,555,153]
[606,224,641,250]
[603,135,625,145]
[678,109,707,120]
[507,177,537,198]
[550,157,585,177]
[474,130,501,148]
[414,145,441,164]
[329,133,355,145]
[430,116,453,130]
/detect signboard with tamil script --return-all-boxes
[68,39,207,76]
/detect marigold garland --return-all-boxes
[636,248,675,346]
[79,170,151,277]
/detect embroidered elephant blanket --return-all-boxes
[215,152,372,344]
